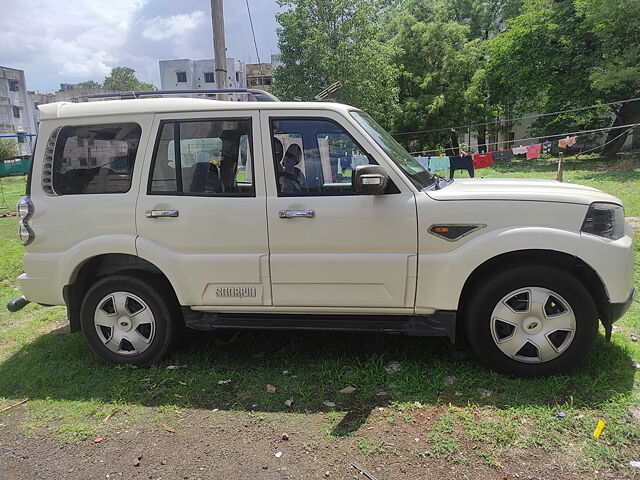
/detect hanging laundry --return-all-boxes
[449,155,474,179]
[491,150,515,162]
[428,156,450,172]
[558,136,577,148]
[472,152,493,169]
[542,140,552,154]
[526,143,542,160]
[512,145,527,155]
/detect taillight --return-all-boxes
[17,196,35,245]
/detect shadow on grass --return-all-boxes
[0,325,635,416]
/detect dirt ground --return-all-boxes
[0,404,626,480]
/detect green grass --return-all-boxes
[0,161,638,474]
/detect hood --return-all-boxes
[426,178,622,206]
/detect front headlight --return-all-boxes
[581,202,625,240]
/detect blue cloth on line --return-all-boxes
[428,156,450,172]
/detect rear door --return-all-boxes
[261,110,418,310]
[136,110,271,307]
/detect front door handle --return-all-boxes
[278,209,315,219]
[146,209,179,218]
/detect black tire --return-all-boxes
[80,273,181,367]
[464,265,598,377]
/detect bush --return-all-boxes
[0,139,18,157]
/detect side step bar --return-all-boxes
[181,309,457,343]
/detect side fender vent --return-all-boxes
[428,224,486,241]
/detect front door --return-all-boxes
[261,111,418,309]
[136,110,271,307]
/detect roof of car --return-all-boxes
[37,98,358,120]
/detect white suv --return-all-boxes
[9,96,635,376]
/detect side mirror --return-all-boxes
[353,164,389,195]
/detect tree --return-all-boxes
[103,67,155,92]
[272,0,400,128]
[486,0,640,155]
[392,0,493,152]
[0,139,17,158]
[74,80,102,89]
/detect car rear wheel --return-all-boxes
[80,273,180,367]
[465,265,598,377]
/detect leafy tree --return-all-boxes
[272,0,400,128]
[576,0,640,153]
[103,67,155,92]
[392,0,493,152]
[74,80,102,89]
[487,0,639,155]
[0,139,18,158]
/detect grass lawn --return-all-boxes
[0,158,639,477]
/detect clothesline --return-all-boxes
[409,122,640,155]
[393,96,640,137]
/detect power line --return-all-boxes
[409,122,640,155]
[245,0,263,73]
[394,96,640,137]
[574,125,638,157]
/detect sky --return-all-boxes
[0,0,281,93]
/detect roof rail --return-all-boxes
[88,89,280,102]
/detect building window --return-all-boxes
[264,77,272,86]
[176,71,187,83]
[8,80,19,92]
[12,106,20,118]
[235,72,240,83]
[204,72,215,83]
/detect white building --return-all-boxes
[0,66,37,154]
[159,58,247,100]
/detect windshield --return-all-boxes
[350,111,435,189]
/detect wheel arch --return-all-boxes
[456,249,609,341]
[65,253,177,333]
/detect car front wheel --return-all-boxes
[465,265,599,377]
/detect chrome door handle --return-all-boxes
[145,209,179,218]
[278,209,315,219]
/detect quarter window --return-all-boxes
[149,118,254,196]
[270,118,374,196]
[50,123,141,195]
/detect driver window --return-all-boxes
[270,118,373,196]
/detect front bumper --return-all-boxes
[603,288,635,324]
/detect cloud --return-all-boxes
[0,0,280,92]
[142,11,207,41]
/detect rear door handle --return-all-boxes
[146,209,179,218]
[278,209,315,219]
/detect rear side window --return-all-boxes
[48,123,141,195]
[148,118,254,196]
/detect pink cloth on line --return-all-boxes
[558,136,577,148]
[526,143,542,160]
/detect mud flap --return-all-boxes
[601,319,612,343]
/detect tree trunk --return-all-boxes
[602,101,640,157]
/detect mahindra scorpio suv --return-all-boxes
[9,95,635,377]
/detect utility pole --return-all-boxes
[211,0,229,94]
